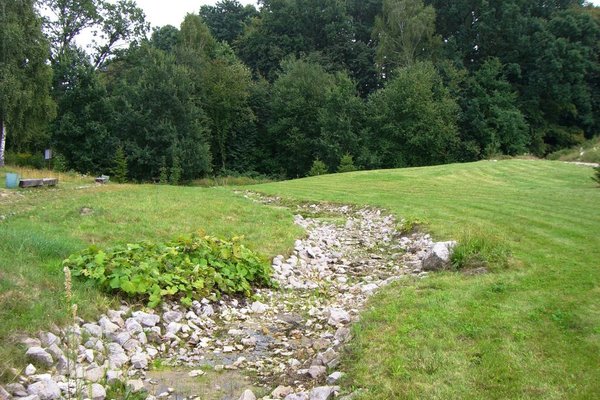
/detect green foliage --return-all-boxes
[158,157,168,184]
[593,166,600,186]
[451,231,512,271]
[307,159,329,176]
[52,153,67,172]
[169,155,182,185]
[367,61,460,167]
[111,145,128,183]
[4,152,45,169]
[63,233,274,307]
[337,153,357,173]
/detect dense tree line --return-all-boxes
[1,0,599,180]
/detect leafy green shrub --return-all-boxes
[63,233,273,307]
[52,154,67,172]
[451,231,511,271]
[308,158,328,176]
[169,155,182,185]
[5,152,45,169]
[337,153,357,173]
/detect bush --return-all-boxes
[169,155,182,185]
[63,233,274,307]
[307,158,329,176]
[337,153,357,173]
[451,231,511,271]
[593,166,600,186]
[5,152,45,169]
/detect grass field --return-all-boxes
[1,160,599,398]
[254,160,600,399]
[0,167,300,380]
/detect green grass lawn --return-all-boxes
[253,160,600,399]
[0,168,301,380]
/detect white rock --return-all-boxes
[125,318,143,333]
[309,386,339,400]
[307,366,326,379]
[126,379,145,393]
[326,372,344,384]
[39,332,60,347]
[25,364,37,376]
[83,323,103,338]
[132,311,160,327]
[238,389,256,400]
[90,383,106,400]
[162,311,183,324]
[98,317,119,334]
[131,353,148,369]
[27,377,60,400]
[271,385,293,398]
[166,322,182,335]
[25,347,53,367]
[361,283,378,294]
[250,301,268,314]
[84,366,105,383]
[421,241,456,271]
[327,308,350,326]
[106,370,123,385]
[188,370,205,377]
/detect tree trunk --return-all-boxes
[0,117,6,167]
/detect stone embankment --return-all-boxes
[1,196,455,400]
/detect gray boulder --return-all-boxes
[309,386,339,400]
[422,241,457,271]
[25,347,53,367]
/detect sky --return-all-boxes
[139,0,257,29]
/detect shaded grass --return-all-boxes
[547,136,600,163]
[0,167,301,380]
[252,160,600,398]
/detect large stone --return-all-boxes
[250,301,268,314]
[84,366,105,383]
[238,389,256,400]
[98,317,119,334]
[284,394,308,400]
[421,241,456,271]
[271,386,293,398]
[46,344,63,360]
[27,377,60,400]
[126,379,144,393]
[327,308,350,326]
[307,366,326,379]
[125,318,143,334]
[82,323,103,338]
[90,383,106,400]
[162,311,183,324]
[39,332,60,348]
[326,372,344,384]
[105,370,123,385]
[25,347,53,367]
[0,385,10,400]
[130,353,148,369]
[309,386,339,400]
[132,311,160,327]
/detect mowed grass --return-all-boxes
[253,160,600,399]
[0,167,301,380]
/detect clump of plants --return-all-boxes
[451,231,512,271]
[63,233,273,307]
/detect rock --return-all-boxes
[24,364,36,376]
[250,301,268,314]
[105,370,122,385]
[271,386,293,398]
[188,370,204,377]
[6,383,27,397]
[125,318,143,333]
[126,379,145,393]
[0,385,10,400]
[107,344,128,368]
[90,383,106,400]
[326,372,344,384]
[361,283,378,294]
[98,317,119,334]
[131,353,148,369]
[166,322,182,335]
[421,241,456,271]
[46,344,63,360]
[162,311,183,324]
[20,338,41,349]
[84,366,105,383]
[238,389,256,400]
[241,337,257,347]
[316,348,338,367]
[309,386,339,400]
[307,366,327,379]
[327,308,350,326]
[25,347,53,367]
[39,332,60,348]
[284,394,308,400]
[82,323,103,338]
[27,377,60,400]
[132,311,160,327]
[334,327,351,343]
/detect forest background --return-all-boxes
[1,0,599,182]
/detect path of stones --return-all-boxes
[2,194,448,400]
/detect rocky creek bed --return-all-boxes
[1,195,455,400]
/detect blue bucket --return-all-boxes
[5,173,19,189]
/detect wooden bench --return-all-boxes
[19,178,58,188]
